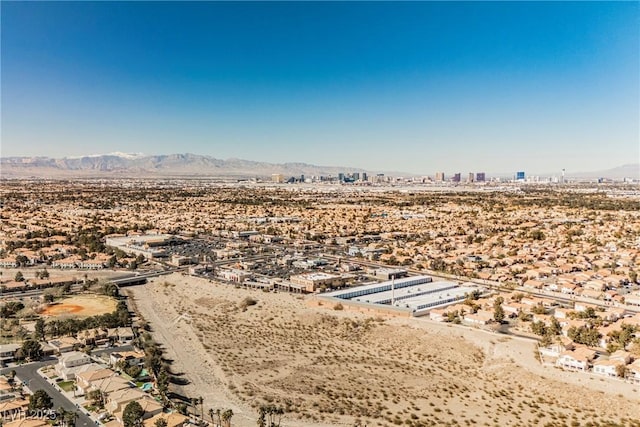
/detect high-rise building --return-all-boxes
[352,172,360,181]
[338,173,345,182]
[300,175,305,183]
[452,173,461,183]
[516,171,525,181]
[435,172,445,182]
[362,172,368,182]
[467,172,474,183]
[271,174,285,183]
[476,172,485,182]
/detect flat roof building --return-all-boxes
[290,272,345,292]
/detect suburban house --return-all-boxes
[0,344,21,367]
[593,359,623,378]
[109,350,145,367]
[113,397,163,424]
[538,337,575,358]
[463,310,494,326]
[48,336,81,354]
[105,388,149,415]
[609,350,633,365]
[552,308,572,319]
[75,368,117,395]
[0,398,29,419]
[57,362,104,382]
[628,359,640,383]
[56,351,90,368]
[4,419,49,427]
[77,328,109,346]
[143,412,189,427]
[556,347,596,371]
[85,375,132,395]
[107,327,135,344]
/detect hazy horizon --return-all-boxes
[2,2,639,175]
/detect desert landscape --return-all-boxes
[128,273,640,427]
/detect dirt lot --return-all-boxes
[128,273,640,427]
[40,294,117,318]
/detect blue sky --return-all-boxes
[2,1,638,174]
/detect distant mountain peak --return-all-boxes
[64,152,146,160]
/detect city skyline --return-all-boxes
[2,2,639,174]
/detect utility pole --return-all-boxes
[391,277,395,306]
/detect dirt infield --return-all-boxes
[40,295,117,318]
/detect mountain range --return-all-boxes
[0,153,637,180]
[0,153,370,179]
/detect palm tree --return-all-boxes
[46,320,60,338]
[208,408,216,426]
[221,409,233,427]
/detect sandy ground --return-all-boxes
[128,273,640,427]
[40,294,117,318]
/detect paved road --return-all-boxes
[1,361,95,427]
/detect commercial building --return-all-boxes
[393,285,477,315]
[325,275,433,300]
[271,174,285,183]
[452,173,461,183]
[290,272,345,292]
[476,172,486,182]
[435,172,445,182]
[105,234,185,259]
[322,275,482,317]
[353,281,458,305]
[372,268,408,280]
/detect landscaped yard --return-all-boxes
[57,381,75,392]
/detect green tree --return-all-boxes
[530,321,547,336]
[154,418,168,427]
[28,390,53,411]
[34,319,46,341]
[493,297,505,323]
[123,401,145,427]
[567,326,601,347]
[548,316,561,336]
[14,271,24,282]
[108,255,117,268]
[64,410,78,426]
[87,390,105,408]
[1,301,24,317]
[21,340,43,361]
[124,364,142,379]
[102,282,119,297]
